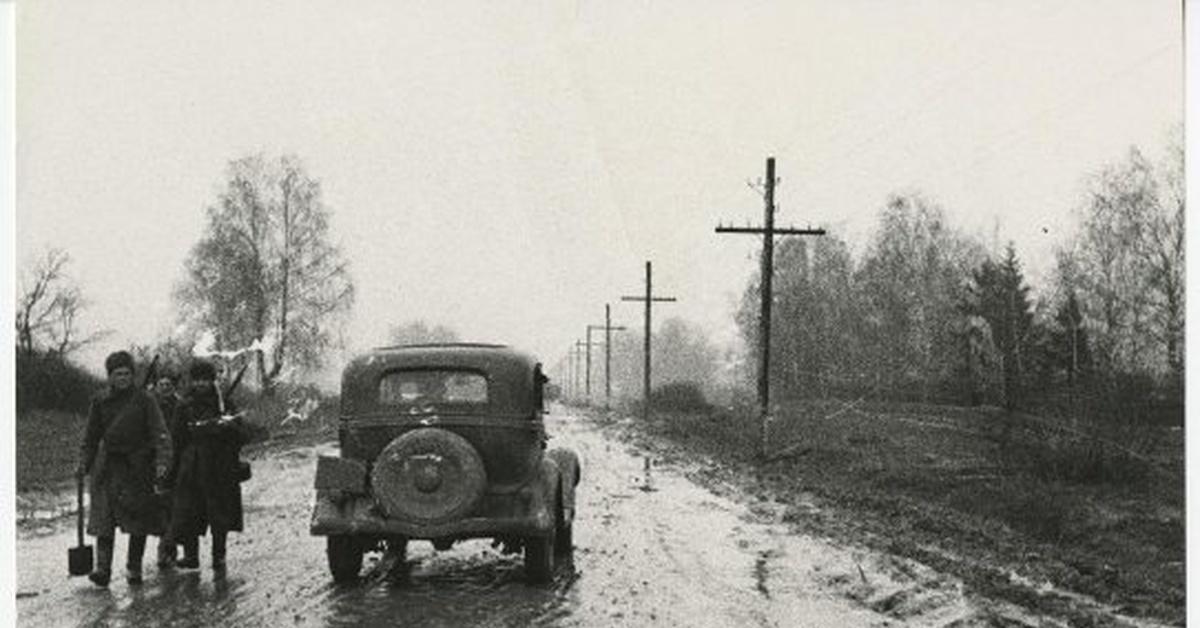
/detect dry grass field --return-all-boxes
[603,399,1184,626]
[16,409,86,493]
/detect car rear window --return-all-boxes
[378,369,489,406]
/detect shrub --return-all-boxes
[15,351,102,413]
[650,381,710,413]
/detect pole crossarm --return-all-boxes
[587,325,625,340]
[715,225,826,236]
[620,296,677,302]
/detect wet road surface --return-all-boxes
[19,407,1019,627]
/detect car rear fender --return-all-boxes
[545,448,580,523]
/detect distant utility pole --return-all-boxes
[580,331,604,403]
[604,304,626,408]
[621,261,677,421]
[574,339,588,404]
[589,304,627,407]
[716,156,825,458]
[553,356,566,401]
[566,343,579,401]
[564,348,573,398]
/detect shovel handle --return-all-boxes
[76,474,85,546]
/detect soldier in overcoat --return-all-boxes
[168,360,251,570]
[151,371,184,568]
[76,350,173,586]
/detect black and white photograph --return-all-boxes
[5,1,1189,626]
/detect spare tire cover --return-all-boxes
[371,428,487,523]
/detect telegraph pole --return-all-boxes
[574,340,588,404]
[580,332,605,403]
[604,304,626,408]
[553,356,566,402]
[564,347,573,400]
[584,327,599,401]
[716,157,825,458]
[567,343,580,402]
[621,261,677,421]
[588,306,627,407]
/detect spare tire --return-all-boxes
[371,428,487,524]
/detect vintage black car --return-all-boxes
[310,344,580,583]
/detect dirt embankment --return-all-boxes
[581,402,1184,628]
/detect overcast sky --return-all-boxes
[15,0,1183,378]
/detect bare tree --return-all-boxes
[855,193,986,402]
[1070,146,1180,377]
[1148,133,1185,377]
[652,317,721,391]
[176,154,355,394]
[607,317,721,403]
[15,248,105,358]
[738,231,862,400]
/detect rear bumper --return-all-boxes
[310,486,554,539]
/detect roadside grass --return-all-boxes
[16,391,340,496]
[16,409,86,492]
[608,399,1184,626]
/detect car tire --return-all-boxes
[524,525,556,584]
[372,428,487,524]
[327,536,363,583]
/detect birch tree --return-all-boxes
[176,154,354,393]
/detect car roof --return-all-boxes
[341,343,542,415]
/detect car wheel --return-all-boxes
[327,536,363,583]
[524,525,556,584]
[371,428,487,524]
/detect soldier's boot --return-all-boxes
[157,538,177,569]
[178,537,200,570]
[126,534,147,585]
[211,531,227,571]
[88,536,114,587]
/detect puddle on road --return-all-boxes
[306,546,582,628]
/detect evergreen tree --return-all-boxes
[1050,291,1093,387]
[970,244,1035,410]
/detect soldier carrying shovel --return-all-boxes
[76,350,173,586]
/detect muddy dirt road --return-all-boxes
[18,407,1042,627]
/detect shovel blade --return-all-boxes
[69,545,94,576]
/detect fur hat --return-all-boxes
[104,351,135,375]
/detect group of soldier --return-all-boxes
[75,350,251,587]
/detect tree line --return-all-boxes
[732,139,1183,427]
[17,136,1183,430]
[16,153,355,411]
